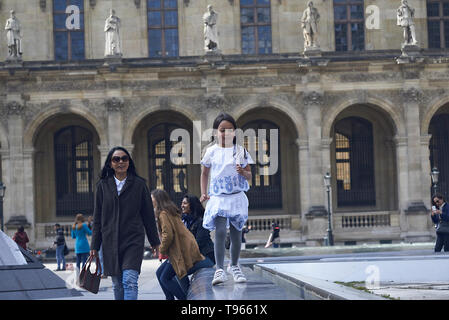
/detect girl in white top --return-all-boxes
[200,112,254,285]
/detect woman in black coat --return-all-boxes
[431,193,449,252]
[90,146,160,300]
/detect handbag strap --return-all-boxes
[83,255,102,276]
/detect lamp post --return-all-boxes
[324,172,334,246]
[0,182,5,232]
[431,167,439,196]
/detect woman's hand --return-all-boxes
[152,244,160,258]
[236,164,252,181]
[200,193,210,203]
[90,249,98,257]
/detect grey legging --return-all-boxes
[214,216,242,270]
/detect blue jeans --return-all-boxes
[76,252,89,271]
[56,245,66,270]
[156,257,214,300]
[111,269,139,300]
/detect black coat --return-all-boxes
[184,217,215,262]
[91,174,160,276]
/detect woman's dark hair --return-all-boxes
[183,194,205,220]
[18,226,24,233]
[151,189,181,217]
[99,146,138,180]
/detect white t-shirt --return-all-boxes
[201,144,254,196]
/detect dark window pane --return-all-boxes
[257,8,270,23]
[149,29,162,57]
[350,4,364,20]
[165,29,179,57]
[71,0,84,10]
[257,0,270,5]
[55,32,68,61]
[164,10,178,26]
[335,23,348,51]
[54,0,67,11]
[428,20,441,48]
[70,31,85,60]
[164,0,177,8]
[241,8,255,24]
[240,0,254,5]
[334,5,347,20]
[334,0,348,3]
[445,20,449,47]
[148,11,162,26]
[54,13,66,30]
[148,0,161,9]
[351,22,365,50]
[427,2,440,16]
[258,25,272,54]
[444,3,449,16]
[242,26,256,54]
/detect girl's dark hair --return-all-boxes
[183,194,205,220]
[213,112,237,131]
[212,112,247,159]
[151,189,181,217]
[18,226,24,233]
[99,146,138,180]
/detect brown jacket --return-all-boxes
[158,210,205,279]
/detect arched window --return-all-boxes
[148,123,187,206]
[54,126,94,216]
[334,117,375,206]
[429,114,449,197]
[242,120,281,209]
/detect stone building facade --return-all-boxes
[0,0,448,248]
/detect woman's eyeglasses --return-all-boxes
[111,155,129,163]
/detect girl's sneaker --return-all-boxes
[212,268,228,285]
[227,265,247,283]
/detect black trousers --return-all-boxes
[435,232,449,252]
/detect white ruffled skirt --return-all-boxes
[202,192,249,232]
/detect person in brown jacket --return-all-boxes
[13,226,29,250]
[152,189,214,300]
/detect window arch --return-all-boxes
[242,119,281,209]
[334,117,375,206]
[54,126,94,216]
[429,113,449,198]
[148,123,187,206]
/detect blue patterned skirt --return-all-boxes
[202,192,249,232]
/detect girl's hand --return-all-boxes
[200,193,210,203]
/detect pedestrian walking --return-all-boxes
[200,112,254,285]
[265,222,281,248]
[431,193,449,252]
[153,189,214,300]
[90,146,160,300]
[12,225,29,250]
[71,213,92,271]
[53,223,66,271]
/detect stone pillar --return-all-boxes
[3,101,33,238]
[105,97,124,148]
[302,91,328,245]
[399,88,431,241]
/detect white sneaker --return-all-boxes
[212,268,228,286]
[227,265,247,283]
